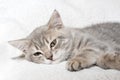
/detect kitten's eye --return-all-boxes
[33,52,42,56]
[50,39,57,48]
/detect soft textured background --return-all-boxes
[0,0,120,80]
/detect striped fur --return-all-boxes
[9,10,120,71]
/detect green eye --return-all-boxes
[50,39,57,48]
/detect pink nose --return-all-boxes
[47,55,53,60]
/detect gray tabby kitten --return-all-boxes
[9,10,120,71]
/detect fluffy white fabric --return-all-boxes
[0,0,120,80]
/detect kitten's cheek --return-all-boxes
[25,56,32,62]
[53,52,60,58]
[52,51,62,61]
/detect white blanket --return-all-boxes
[0,0,120,80]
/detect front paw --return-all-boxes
[66,59,82,71]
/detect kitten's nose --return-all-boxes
[47,55,53,60]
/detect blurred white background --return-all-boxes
[0,0,120,80]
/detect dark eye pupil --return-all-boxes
[50,39,56,48]
[51,43,55,47]
[33,52,41,56]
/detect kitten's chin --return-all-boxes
[51,59,63,64]
[43,60,60,64]
[43,59,52,64]
[31,60,62,64]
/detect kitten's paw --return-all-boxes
[66,59,82,71]
[97,53,120,70]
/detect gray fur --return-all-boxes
[9,10,120,71]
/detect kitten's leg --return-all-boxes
[96,52,120,70]
[66,51,98,71]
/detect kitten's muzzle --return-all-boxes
[46,55,53,60]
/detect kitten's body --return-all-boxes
[9,10,120,71]
[83,23,120,45]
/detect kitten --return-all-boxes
[9,10,120,71]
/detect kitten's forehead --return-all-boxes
[44,29,60,38]
[29,25,63,48]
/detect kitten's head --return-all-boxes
[9,10,71,64]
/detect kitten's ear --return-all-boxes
[8,39,32,52]
[48,10,64,29]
